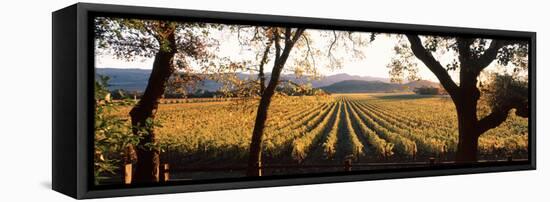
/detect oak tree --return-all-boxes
[95,18,214,182]
[388,34,528,162]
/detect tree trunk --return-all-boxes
[247,88,273,176]
[130,37,176,183]
[247,62,288,177]
[454,103,481,162]
[258,67,265,96]
[246,28,304,177]
[453,75,482,163]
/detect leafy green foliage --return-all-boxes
[496,43,529,71]
[95,17,218,91]
[132,117,167,152]
[94,75,139,185]
[386,35,420,83]
[387,35,528,83]
[481,73,529,117]
[413,86,445,95]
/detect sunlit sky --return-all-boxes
[96,27,514,83]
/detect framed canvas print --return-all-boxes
[52,3,536,199]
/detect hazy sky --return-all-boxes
[96,26,513,83]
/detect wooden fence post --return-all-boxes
[160,163,170,182]
[429,157,435,166]
[412,144,417,161]
[439,145,447,161]
[344,159,352,172]
[123,163,132,184]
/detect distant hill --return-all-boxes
[321,80,401,93]
[309,73,390,87]
[320,79,440,93]
[96,68,151,92]
[95,68,437,93]
[95,68,251,92]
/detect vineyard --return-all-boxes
[105,93,528,179]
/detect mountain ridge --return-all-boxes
[96,68,439,93]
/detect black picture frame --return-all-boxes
[52,3,536,199]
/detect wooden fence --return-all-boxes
[120,157,525,184]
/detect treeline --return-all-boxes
[106,85,329,100]
[413,86,447,95]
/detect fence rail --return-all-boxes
[119,157,528,184]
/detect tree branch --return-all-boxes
[406,34,459,96]
[258,39,273,95]
[262,28,306,97]
[475,40,505,72]
[274,29,281,63]
[279,28,305,64]
[477,109,509,135]
[328,30,338,57]
[302,35,317,70]
[142,22,156,38]
[284,27,292,44]
[290,28,305,44]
